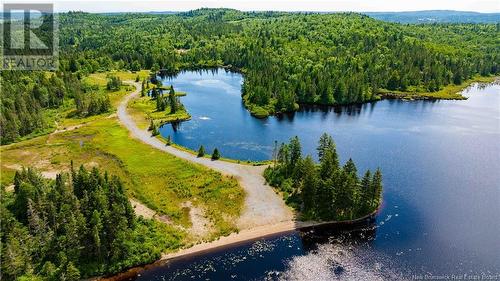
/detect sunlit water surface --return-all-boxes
[133,70,500,280]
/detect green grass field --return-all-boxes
[1,71,245,244]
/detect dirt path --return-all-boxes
[117,82,294,230]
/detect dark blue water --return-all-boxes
[153,70,500,280]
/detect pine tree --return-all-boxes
[197,145,205,157]
[211,148,221,160]
[317,133,335,162]
[335,171,355,219]
[301,156,317,214]
[359,170,372,215]
[152,125,160,136]
[3,226,33,279]
[148,119,155,131]
[343,158,358,181]
[156,95,161,111]
[289,136,301,174]
[319,148,339,180]
[62,262,80,281]
[168,86,177,114]
[90,210,103,259]
[371,168,383,209]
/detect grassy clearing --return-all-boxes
[1,117,244,240]
[1,71,245,243]
[378,75,497,100]
[88,69,151,83]
[10,71,146,144]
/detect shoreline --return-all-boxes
[103,84,380,280]
[98,208,379,281]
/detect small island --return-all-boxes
[265,133,382,221]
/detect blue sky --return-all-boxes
[2,0,499,13]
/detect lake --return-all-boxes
[149,69,500,280]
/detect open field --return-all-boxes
[1,73,245,244]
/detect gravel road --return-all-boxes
[118,82,293,230]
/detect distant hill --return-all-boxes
[365,10,500,23]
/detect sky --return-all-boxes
[1,0,499,13]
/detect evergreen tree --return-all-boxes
[343,158,358,177]
[148,119,155,131]
[211,148,221,160]
[168,86,178,114]
[319,148,339,180]
[61,262,80,281]
[151,125,160,136]
[358,170,373,215]
[0,165,161,279]
[317,133,335,162]
[141,80,146,97]
[301,156,317,214]
[263,134,383,221]
[371,168,383,209]
[197,145,205,157]
[89,210,103,260]
[289,136,301,174]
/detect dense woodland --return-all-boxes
[0,71,80,144]
[56,9,499,116]
[1,9,499,142]
[0,166,176,280]
[0,71,113,144]
[265,134,382,220]
[1,8,495,280]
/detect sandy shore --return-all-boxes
[98,210,378,280]
[104,82,378,280]
[118,81,294,230]
[160,209,378,261]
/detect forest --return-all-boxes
[264,134,382,221]
[0,71,112,144]
[0,165,177,280]
[2,9,498,138]
[1,7,496,280]
[55,9,499,117]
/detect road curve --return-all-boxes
[117,82,294,230]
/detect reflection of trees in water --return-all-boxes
[294,101,378,120]
[159,68,227,79]
[298,217,377,253]
[170,121,181,132]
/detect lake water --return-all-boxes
[150,70,499,280]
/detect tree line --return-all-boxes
[1,165,175,280]
[5,9,494,138]
[1,71,118,144]
[264,133,382,221]
[56,9,499,117]
[0,71,79,144]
